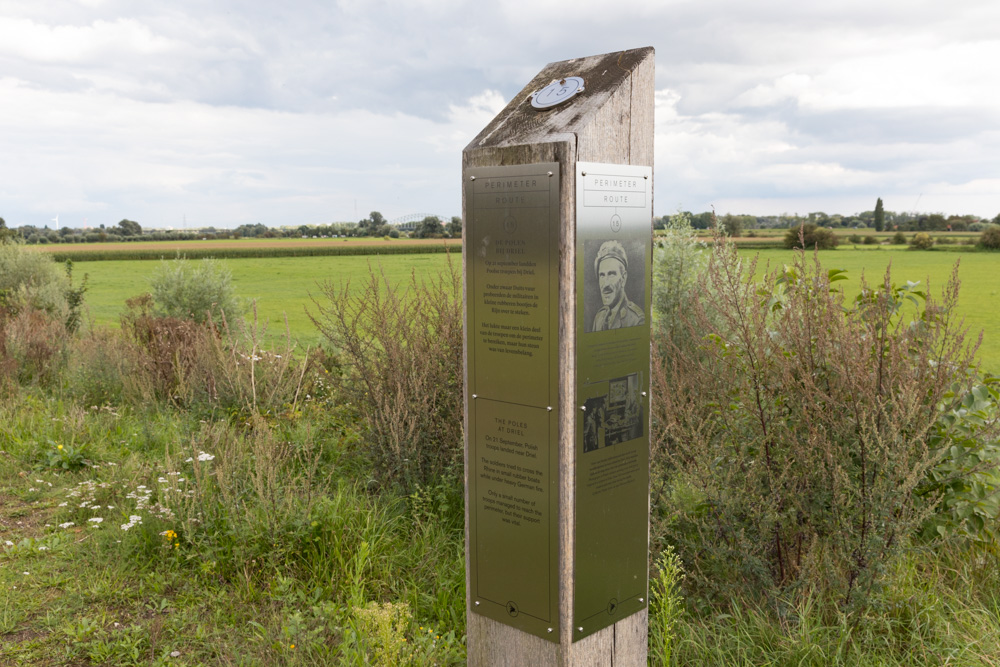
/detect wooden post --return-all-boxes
[462,47,654,666]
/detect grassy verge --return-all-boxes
[0,394,465,665]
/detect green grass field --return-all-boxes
[76,252,456,348]
[741,247,1000,372]
[74,245,998,370]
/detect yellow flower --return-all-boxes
[57,445,63,450]
[290,644,295,650]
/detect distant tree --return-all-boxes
[993,213,1000,225]
[0,217,20,244]
[413,216,443,239]
[874,198,885,232]
[447,216,462,238]
[369,211,386,228]
[784,224,838,250]
[234,223,268,238]
[719,214,743,237]
[118,219,142,236]
[690,211,714,230]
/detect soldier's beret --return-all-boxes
[594,240,628,274]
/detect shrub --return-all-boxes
[653,211,707,348]
[919,381,1000,544]
[911,232,934,250]
[0,242,72,321]
[651,242,979,611]
[783,224,838,250]
[892,231,907,245]
[979,226,1000,250]
[149,257,245,327]
[848,234,862,244]
[309,259,463,491]
[863,235,878,245]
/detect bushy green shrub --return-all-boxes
[863,235,878,245]
[979,226,1000,250]
[651,242,979,611]
[919,381,1000,544]
[911,232,934,250]
[653,211,707,349]
[148,257,245,326]
[0,242,71,319]
[848,234,862,244]
[892,231,907,244]
[783,224,838,250]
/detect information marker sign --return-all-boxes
[574,162,652,639]
[466,163,561,641]
[462,46,654,666]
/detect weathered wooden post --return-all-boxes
[462,47,654,665]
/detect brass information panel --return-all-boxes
[574,162,651,641]
[466,163,560,641]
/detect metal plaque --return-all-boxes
[573,162,652,641]
[467,163,560,641]
[531,77,585,109]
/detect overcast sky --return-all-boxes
[2,0,998,229]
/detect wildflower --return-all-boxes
[4,541,13,546]
[29,488,37,492]
[38,546,47,551]
[22,572,29,576]
[88,517,104,524]
[57,445,63,450]
[170,651,181,658]
[58,502,68,507]
[59,522,75,529]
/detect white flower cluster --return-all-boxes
[185,451,215,462]
[126,485,153,511]
[120,515,143,531]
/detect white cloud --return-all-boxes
[1,0,999,225]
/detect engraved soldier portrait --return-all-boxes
[586,239,645,333]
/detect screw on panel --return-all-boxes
[641,391,647,397]
[547,628,553,633]
[475,601,480,606]
[580,405,586,411]
[547,406,553,411]
[470,176,476,181]
[547,171,553,177]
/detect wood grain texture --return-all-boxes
[463,47,654,666]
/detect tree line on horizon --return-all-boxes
[658,199,1000,236]
[0,212,462,245]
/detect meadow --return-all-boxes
[75,253,455,348]
[73,244,1000,370]
[2,239,1000,665]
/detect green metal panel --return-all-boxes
[466,163,561,642]
[573,162,652,641]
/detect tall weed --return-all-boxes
[309,258,463,491]
[652,241,980,611]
